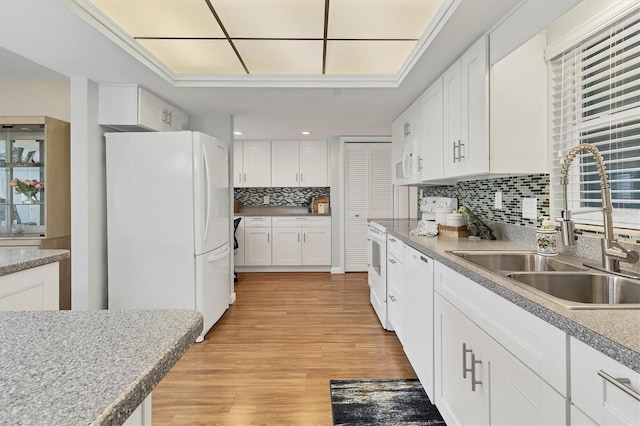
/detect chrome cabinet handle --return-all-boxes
[462,343,472,379]
[389,259,396,264]
[166,110,172,126]
[471,353,482,391]
[296,172,298,182]
[420,256,430,264]
[243,173,246,183]
[598,370,640,401]
[458,141,465,160]
[267,233,270,243]
[389,238,396,242]
[452,140,457,163]
[389,295,396,302]
[298,233,300,243]
[239,173,242,183]
[300,173,303,182]
[355,214,360,217]
[418,156,423,171]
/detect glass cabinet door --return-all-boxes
[0,123,45,237]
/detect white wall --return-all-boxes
[70,77,107,310]
[0,81,70,121]
[329,136,342,273]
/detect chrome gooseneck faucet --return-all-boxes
[560,143,639,274]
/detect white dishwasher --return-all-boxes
[403,244,435,401]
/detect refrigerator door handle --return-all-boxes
[207,246,230,263]
[202,143,212,239]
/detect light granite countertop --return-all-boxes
[375,220,640,373]
[236,206,331,216]
[0,248,70,277]
[0,309,203,426]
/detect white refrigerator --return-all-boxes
[105,131,230,342]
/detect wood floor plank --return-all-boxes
[152,272,415,425]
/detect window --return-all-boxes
[550,7,640,230]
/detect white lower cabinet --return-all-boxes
[244,216,272,266]
[272,227,302,265]
[570,337,640,425]
[434,261,567,426]
[403,246,435,400]
[435,293,566,425]
[272,217,331,266]
[386,236,404,337]
[300,226,331,265]
[0,262,59,311]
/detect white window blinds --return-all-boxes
[550,7,640,230]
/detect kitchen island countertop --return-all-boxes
[0,248,69,277]
[0,309,202,425]
[375,219,640,373]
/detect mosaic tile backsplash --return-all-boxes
[419,174,550,227]
[235,187,330,207]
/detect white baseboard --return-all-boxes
[236,266,331,273]
[330,267,345,274]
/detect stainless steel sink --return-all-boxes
[507,272,640,309]
[450,251,587,273]
[448,250,640,309]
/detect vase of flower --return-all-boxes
[10,178,43,205]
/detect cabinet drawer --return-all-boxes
[387,235,404,262]
[272,216,330,227]
[571,337,640,425]
[244,216,272,227]
[435,262,567,395]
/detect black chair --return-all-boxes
[233,217,241,282]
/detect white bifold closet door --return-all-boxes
[344,143,393,272]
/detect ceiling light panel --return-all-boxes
[212,0,325,38]
[234,40,323,74]
[328,0,443,39]
[325,40,416,74]
[138,40,245,74]
[90,0,224,38]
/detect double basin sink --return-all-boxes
[449,251,640,309]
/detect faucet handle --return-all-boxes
[605,243,640,264]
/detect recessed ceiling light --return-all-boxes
[233,131,243,135]
[301,131,311,135]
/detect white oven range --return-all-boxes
[368,221,389,329]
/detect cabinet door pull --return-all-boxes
[389,259,396,264]
[462,343,473,379]
[389,295,396,302]
[298,233,300,243]
[471,353,482,392]
[458,141,465,161]
[300,173,303,182]
[598,370,640,401]
[452,141,458,163]
[303,233,306,243]
[166,110,172,126]
[389,238,396,242]
[243,173,246,183]
[420,256,430,265]
[267,233,270,243]
[296,172,298,182]
[239,173,242,183]
[418,156,423,171]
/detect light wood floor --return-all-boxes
[152,272,415,425]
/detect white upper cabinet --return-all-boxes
[443,36,489,178]
[234,140,271,188]
[99,84,189,132]
[391,99,422,184]
[271,140,300,187]
[271,140,328,187]
[419,78,444,181]
[489,32,548,175]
